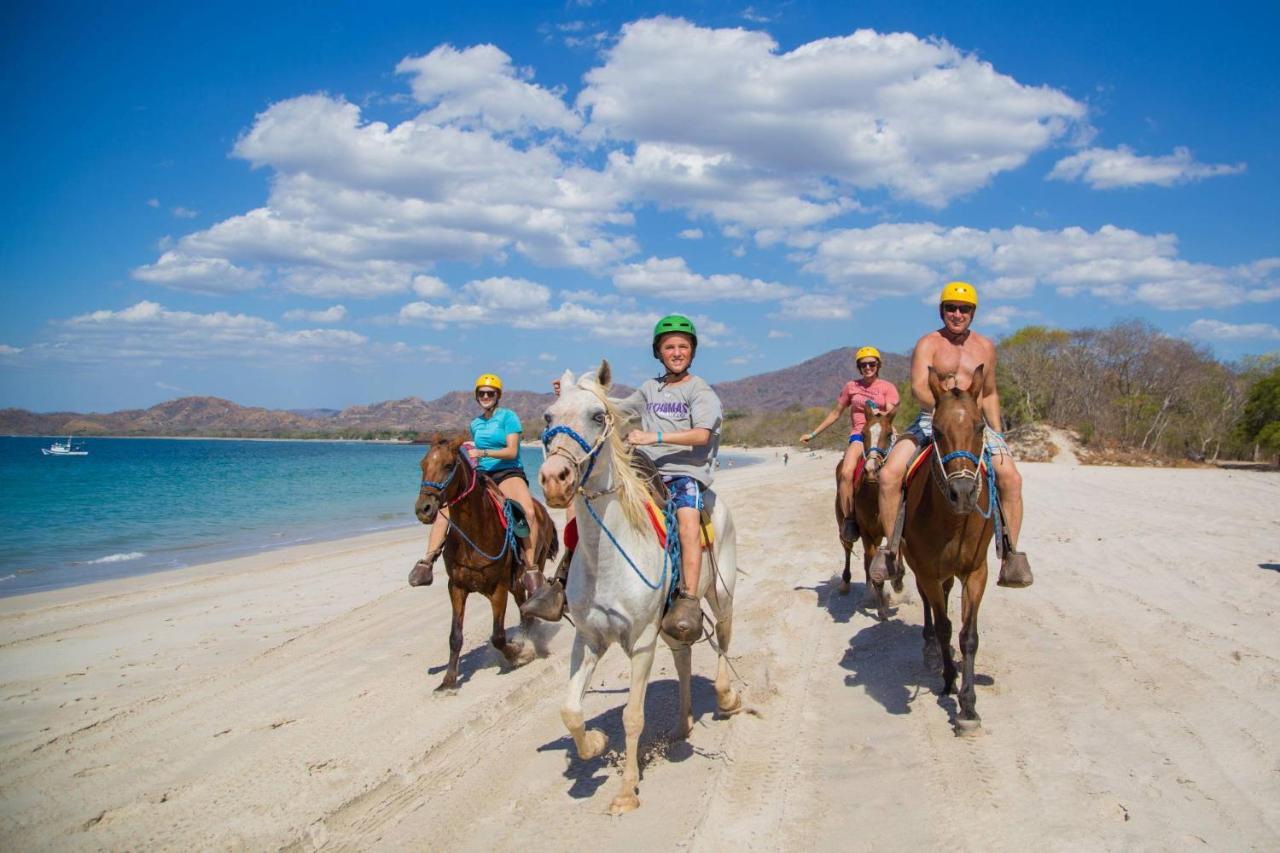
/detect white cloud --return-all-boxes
[802,222,1280,310]
[132,251,262,294]
[171,206,199,219]
[146,198,160,208]
[581,17,1087,224]
[538,352,557,362]
[283,305,348,323]
[395,44,582,135]
[767,329,790,338]
[0,344,23,355]
[1048,145,1246,189]
[983,305,1039,329]
[1186,319,1280,341]
[412,275,449,298]
[771,293,852,320]
[611,256,795,301]
[280,263,415,298]
[678,228,704,240]
[17,301,372,366]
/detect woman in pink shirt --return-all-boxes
[800,346,899,540]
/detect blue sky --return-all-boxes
[2,0,1277,412]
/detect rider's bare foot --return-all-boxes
[661,591,702,644]
[869,549,895,584]
[409,549,440,587]
[997,551,1033,588]
[520,578,565,621]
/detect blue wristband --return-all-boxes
[657,431,663,445]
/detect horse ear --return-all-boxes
[559,368,576,389]
[598,359,612,390]
[927,366,946,402]
[448,434,467,452]
[968,364,985,402]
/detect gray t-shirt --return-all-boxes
[617,375,722,486]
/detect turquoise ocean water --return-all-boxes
[0,436,756,597]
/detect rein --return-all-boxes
[419,446,514,564]
[542,415,669,593]
[930,441,1003,546]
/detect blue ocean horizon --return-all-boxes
[0,436,758,597]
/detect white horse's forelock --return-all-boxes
[572,376,650,531]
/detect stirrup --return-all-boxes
[997,551,1034,588]
[520,578,565,622]
[661,592,702,644]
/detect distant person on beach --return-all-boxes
[524,314,723,644]
[869,282,1033,589]
[418,372,545,590]
[800,346,899,541]
[783,452,788,466]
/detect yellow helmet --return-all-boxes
[855,346,882,363]
[940,281,978,307]
[474,373,503,392]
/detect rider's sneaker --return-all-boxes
[997,551,1034,588]
[841,515,860,542]
[408,549,441,587]
[661,591,702,644]
[520,578,565,621]
[868,549,895,584]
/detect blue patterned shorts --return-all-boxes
[662,475,704,512]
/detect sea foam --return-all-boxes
[84,552,146,565]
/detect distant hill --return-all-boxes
[0,348,904,438]
[715,347,909,412]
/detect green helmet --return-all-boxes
[652,314,698,358]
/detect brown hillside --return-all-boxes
[714,347,908,412]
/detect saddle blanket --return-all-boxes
[563,499,714,552]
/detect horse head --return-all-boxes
[862,408,897,481]
[540,360,614,508]
[416,434,467,524]
[929,365,986,514]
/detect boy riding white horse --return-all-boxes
[523,314,722,644]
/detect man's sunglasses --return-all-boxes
[857,361,879,370]
[942,303,975,315]
[476,389,499,398]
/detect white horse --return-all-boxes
[539,360,742,815]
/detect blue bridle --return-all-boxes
[932,444,1002,546]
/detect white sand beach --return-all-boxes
[1,452,1278,850]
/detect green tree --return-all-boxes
[1236,364,1280,462]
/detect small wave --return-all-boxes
[84,551,146,565]
[0,574,15,583]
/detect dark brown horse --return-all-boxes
[410,435,558,692]
[834,408,905,620]
[899,367,996,735]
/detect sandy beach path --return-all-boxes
[1,452,1278,850]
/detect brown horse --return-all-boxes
[410,435,559,692]
[834,408,905,620]
[899,366,997,735]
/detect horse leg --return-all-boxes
[936,578,957,695]
[863,539,888,621]
[713,614,742,716]
[437,582,467,692]
[920,578,942,673]
[610,636,658,815]
[840,543,852,595]
[955,564,989,735]
[561,633,607,761]
[489,582,532,668]
[670,641,694,738]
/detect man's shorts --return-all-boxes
[904,411,1010,457]
[662,475,704,512]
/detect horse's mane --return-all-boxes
[578,375,652,532]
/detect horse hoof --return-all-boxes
[954,717,983,737]
[434,681,458,695]
[838,578,850,596]
[579,728,608,760]
[609,793,641,815]
[717,689,743,717]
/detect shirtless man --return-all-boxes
[868,281,1034,588]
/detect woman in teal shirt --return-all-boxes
[420,373,542,584]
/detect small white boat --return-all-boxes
[42,436,88,457]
